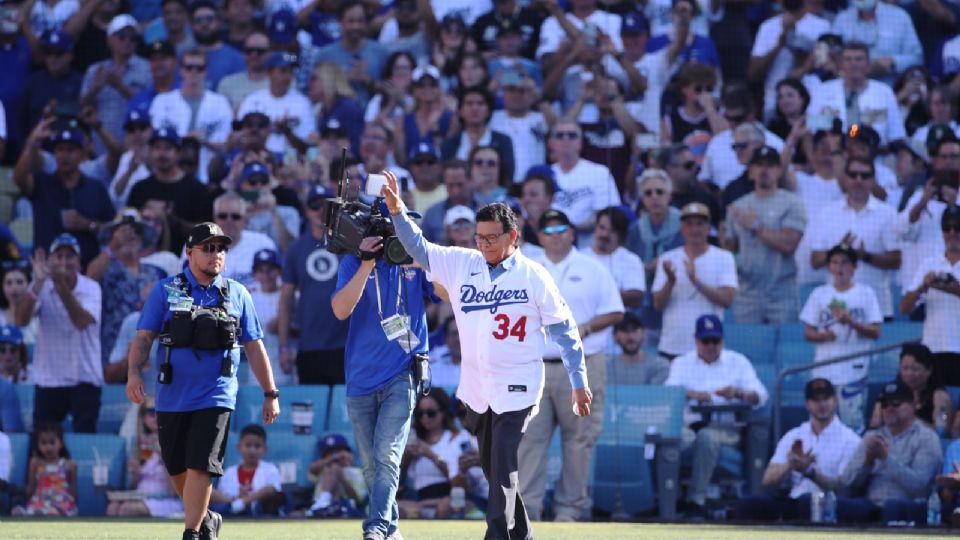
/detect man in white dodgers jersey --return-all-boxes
[380,173,591,540]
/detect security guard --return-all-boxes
[127,222,280,540]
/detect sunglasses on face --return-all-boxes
[473,159,498,168]
[414,408,439,419]
[0,344,18,354]
[216,212,244,221]
[1,259,30,271]
[542,224,570,236]
[553,131,579,140]
[199,243,229,254]
[244,175,269,186]
[413,158,437,166]
[881,399,905,409]
[643,188,666,197]
[182,63,207,72]
[699,337,721,345]
[245,47,269,55]
[846,170,873,180]
[693,85,711,93]
[731,142,751,151]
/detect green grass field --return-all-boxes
[0,520,952,540]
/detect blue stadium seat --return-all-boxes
[600,385,685,519]
[777,322,806,344]
[7,432,29,488]
[591,444,655,516]
[877,321,923,346]
[64,433,125,516]
[222,430,318,488]
[233,385,329,436]
[775,342,815,406]
[15,384,33,433]
[96,385,133,434]
[725,324,777,365]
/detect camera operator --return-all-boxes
[126,222,280,540]
[330,213,440,540]
[380,173,592,540]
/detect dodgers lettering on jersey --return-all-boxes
[459,284,530,313]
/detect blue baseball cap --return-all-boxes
[240,161,270,183]
[0,323,22,345]
[149,126,181,146]
[252,248,281,271]
[318,433,351,456]
[49,128,85,147]
[695,314,724,340]
[408,141,440,161]
[269,9,297,44]
[41,30,73,51]
[49,233,80,256]
[306,184,335,205]
[621,10,650,34]
[266,51,297,69]
[123,108,151,130]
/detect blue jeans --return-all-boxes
[347,370,416,537]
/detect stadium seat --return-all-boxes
[7,432,29,488]
[799,283,819,308]
[96,384,133,434]
[8,218,32,252]
[724,324,777,365]
[15,384,33,433]
[64,433,125,516]
[774,341,815,406]
[877,321,923,347]
[776,322,806,344]
[601,385,685,519]
[233,385,329,436]
[591,444,655,517]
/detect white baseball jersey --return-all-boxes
[425,245,575,414]
[148,89,233,184]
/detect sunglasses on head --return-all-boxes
[0,344,18,353]
[199,243,229,254]
[553,131,579,140]
[643,188,666,197]
[731,142,751,151]
[414,408,439,419]
[1,259,30,271]
[216,212,244,221]
[542,224,570,236]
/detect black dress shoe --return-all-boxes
[182,529,200,540]
[199,509,222,540]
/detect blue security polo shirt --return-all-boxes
[335,256,437,396]
[138,268,263,413]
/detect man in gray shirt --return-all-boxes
[607,313,669,385]
[723,146,807,323]
[840,379,943,523]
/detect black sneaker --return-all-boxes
[182,529,200,540]
[199,509,222,540]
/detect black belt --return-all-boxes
[543,357,562,364]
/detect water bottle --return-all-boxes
[450,486,466,519]
[822,489,837,524]
[928,490,942,527]
[810,491,824,523]
[935,406,949,437]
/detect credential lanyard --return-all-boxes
[373,266,402,319]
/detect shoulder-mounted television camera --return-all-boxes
[322,150,413,265]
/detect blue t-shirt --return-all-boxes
[282,233,349,351]
[334,256,436,396]
[30,173,116,268]
[307,11,340,47]
[205,44,246,91]
[138,268,263,413]
[646,34,721,69]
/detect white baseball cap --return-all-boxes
[443,205,476,227]
[107,14,140,36]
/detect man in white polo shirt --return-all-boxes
[237,51,314,155]
[900,208,960,386]
[652,202,738,360]
[381,175,592,540]
[810,156,901,318]
[520,209,624,522]
[734,378,861,521]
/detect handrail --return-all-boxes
[772,341,915,442]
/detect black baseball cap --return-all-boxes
[539,209,572,230]
[186,222,232,248]
[845,124,880,153]
[942,205,960,230]
[927,123,959,156]
[614,312,643,332]
[805,378,836,400]
[147,40,176,58]
[749,146,780,166]
[879,379,913,404]
[826,243,857,265]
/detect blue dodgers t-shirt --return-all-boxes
[334,256,436,396]
[282,233,349,351]
[138,268,263,413]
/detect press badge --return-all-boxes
[381,314,411,341]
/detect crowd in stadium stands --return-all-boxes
[2,0,960,527]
